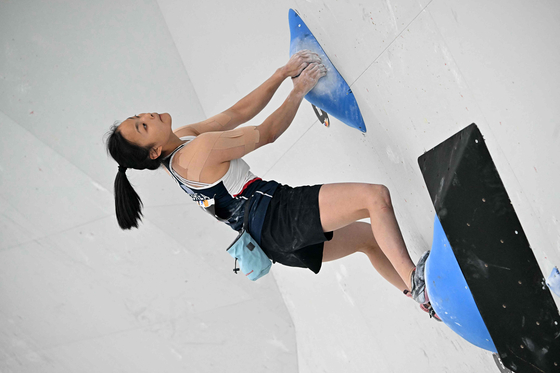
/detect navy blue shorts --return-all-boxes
[260,184,334,274]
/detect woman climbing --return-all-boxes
[105,50,440,321]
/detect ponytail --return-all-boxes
[114,166,143,229]
[105,121,163,230]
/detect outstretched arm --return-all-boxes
[185,61,327,169]
[259,62,327,143]
[174,50,322,137]
[227,50,322,126]
[172,62,326,185]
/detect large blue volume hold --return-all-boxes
[426,215,497,352]
[288,9,366,133]
[419,124,560,372]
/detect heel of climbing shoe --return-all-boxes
[420,302,443,322]
[404,289,441,322]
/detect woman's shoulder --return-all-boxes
[170,134,231,184]
[171,135,197,161]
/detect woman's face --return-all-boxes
[118,112,173,151]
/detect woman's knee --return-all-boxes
[364,184,392,211]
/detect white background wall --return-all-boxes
[1,0,559,372]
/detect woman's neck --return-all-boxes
[161,133,188,158]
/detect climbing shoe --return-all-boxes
[420,302,443,322]
[410,250,430,304]
[404,289,442,322]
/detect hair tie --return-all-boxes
[118,165,127,174]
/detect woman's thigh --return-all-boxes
[322,221,377,262]
[318,183,389,233]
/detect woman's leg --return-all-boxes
[318,183,415,290]
[322,221,408,292]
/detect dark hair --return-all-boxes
[105,121,164,230]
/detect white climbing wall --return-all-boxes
[1,0,559,372]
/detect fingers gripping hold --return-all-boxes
[292,62,328,95]
[286,50,322,78]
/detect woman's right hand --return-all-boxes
[282,50,322,78]
[291,62,327,96]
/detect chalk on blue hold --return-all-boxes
[547,267,560,297]
[288,9,366,133]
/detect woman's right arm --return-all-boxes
[174,51,323,138]
[258,62,326,144]
[190,62,327,165]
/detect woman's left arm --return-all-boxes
[174,50,321,137]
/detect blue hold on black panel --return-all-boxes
[427,215,496,352]
[418,123,560,373]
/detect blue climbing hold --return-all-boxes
[425,215,497,352]
[546,267,560,297]
[288,9,366,133]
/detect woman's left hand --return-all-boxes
[282,50,322,78]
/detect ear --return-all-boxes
[150,145,163,160]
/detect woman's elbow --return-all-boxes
[257,125,275,145]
